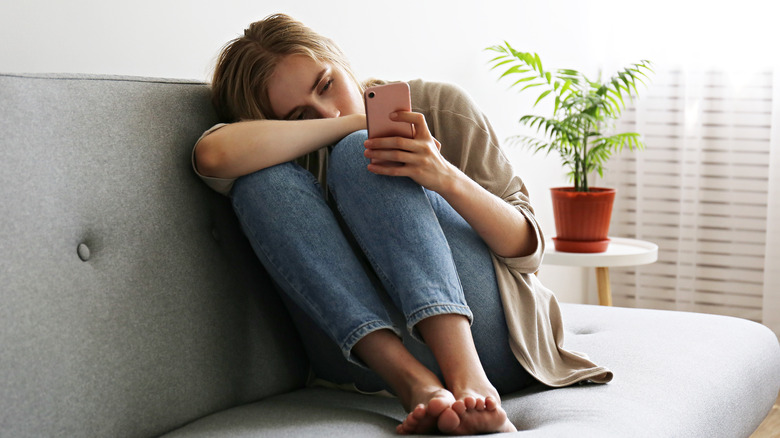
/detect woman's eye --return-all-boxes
[322,79,333,92]
[288,109,305,120]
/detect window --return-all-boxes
[600,68,779,334]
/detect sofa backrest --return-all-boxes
[0,73,309,437]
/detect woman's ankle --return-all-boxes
[353,329,444,410]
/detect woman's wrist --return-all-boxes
[344,113,367,133]
[435,162,469,200]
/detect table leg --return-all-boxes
[596,267,612,306]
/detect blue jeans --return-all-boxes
[231,130,534,394]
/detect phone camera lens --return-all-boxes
[368,92,375,98]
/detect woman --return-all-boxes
[192,13,611,435]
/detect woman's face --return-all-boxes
[266,54,364,120]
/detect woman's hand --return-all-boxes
[363,111,537,258]
[363,111,455,193]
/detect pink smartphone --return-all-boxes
[364,82,414,139]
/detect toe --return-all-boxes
[437,407,461,434]
[398,409,421,435]
[427,396,450,417]
[452,399,467,415]
[412,404,427,420]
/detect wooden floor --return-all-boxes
[751,392,780,438]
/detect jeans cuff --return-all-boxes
[340,320,403,368]
[405,304,474,344]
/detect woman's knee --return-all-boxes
[232,162,318,198]
[328,130,370,180]
[333,129,369,156]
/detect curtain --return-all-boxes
[599,67,780,337]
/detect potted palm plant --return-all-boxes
[487,42,653,252]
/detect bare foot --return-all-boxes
[438,395,516,435]
[396,388,455,435]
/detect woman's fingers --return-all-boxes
[362,111,454,192]
[390,111,430,140]
[363,146,411,163]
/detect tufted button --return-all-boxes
[77,243,91,261]
[575,329,596,335]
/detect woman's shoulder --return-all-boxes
[409,79,472,107]
[409,79,490,133]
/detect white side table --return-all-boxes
[543,237,658,306]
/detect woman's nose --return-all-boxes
[314,102,340,119]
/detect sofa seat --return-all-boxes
[164,303,780,437]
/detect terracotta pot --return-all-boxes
[550,187,616,253]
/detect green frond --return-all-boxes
[559,79,573,97]
[495,64,522,78]
[486,43,653,191]
[533,53,543,73]
[489,58,516,70]
[510,76,539,87]
[534,90,553,107]
[520,82,545,92]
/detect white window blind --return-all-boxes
[600,69,774,323]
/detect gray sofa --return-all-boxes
[1,72,779,438]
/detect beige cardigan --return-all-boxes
[192,79,613,387]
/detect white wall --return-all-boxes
[6,0,772,304]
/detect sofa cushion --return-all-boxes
[0,73,308,437]
[163,303,780,437]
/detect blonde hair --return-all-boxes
[211,13,364,122]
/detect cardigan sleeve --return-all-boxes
[191,123,236,196]
[410,80,545,273]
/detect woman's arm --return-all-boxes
[363,112,536,258]
[437,165,537,258]
[195,114,366,179]
[438,167,537,258]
